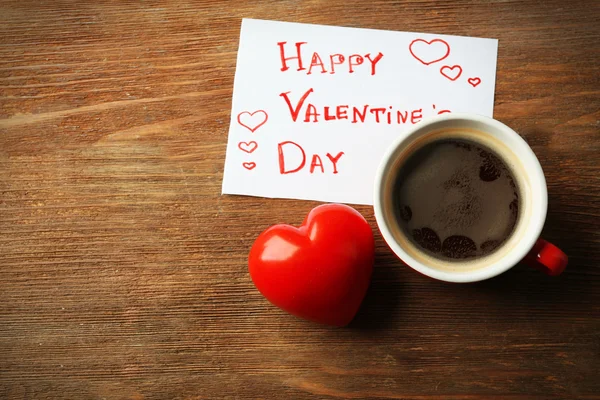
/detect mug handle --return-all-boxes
[523,238,568,276]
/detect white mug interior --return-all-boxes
[373,113,548,283]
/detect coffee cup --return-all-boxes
[373,113,567,283]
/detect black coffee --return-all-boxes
[393,138,519,260]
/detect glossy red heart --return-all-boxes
[249,204,375,327]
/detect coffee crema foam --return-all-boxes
[393,138,520,261]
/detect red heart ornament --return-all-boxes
[248,204,375,327]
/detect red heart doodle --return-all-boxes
[468,77,482,87]
[440,65,463,81]
[242,162,256,170]
[409,38,450,65]
[237,110,268,133]
[238,141,258,154]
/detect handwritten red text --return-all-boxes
[277,42,384,76]
[278,141,344,175]
[280,89,451,124]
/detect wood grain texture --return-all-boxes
[1,0,599,399]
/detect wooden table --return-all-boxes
[1,1,599,399]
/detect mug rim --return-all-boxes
[373,113,548,282]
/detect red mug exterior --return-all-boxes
[523,239,568,276]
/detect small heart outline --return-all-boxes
[468,77,482,87]
[238,141,258,154]
[409,38,451,66]
[242,162,256,171]
[440,65,463,81]
[237,110,268,133]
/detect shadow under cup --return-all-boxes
[374,115,548,282]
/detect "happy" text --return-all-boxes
[277,42,384,76]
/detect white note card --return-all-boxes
[222,19,498,205]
